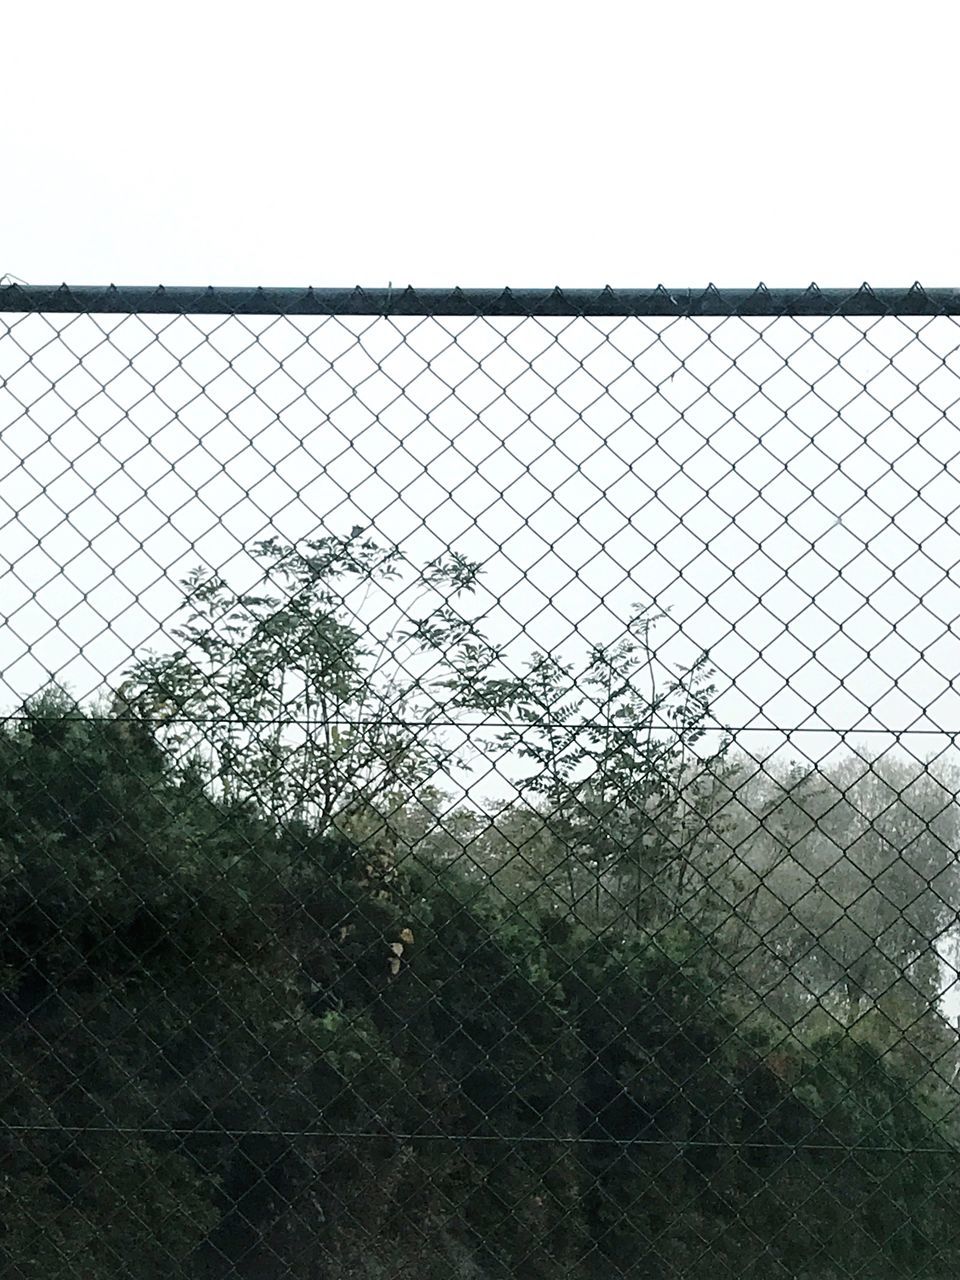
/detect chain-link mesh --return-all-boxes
[3,283,960,1279]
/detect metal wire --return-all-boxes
[2,283,960,1279]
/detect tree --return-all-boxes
[452,606,733,933]
[118,528,488,832]
[0,693,427,1280]
[7,538,960,1278]
[714,749,960,1040]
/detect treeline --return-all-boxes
[2,531,959,1279]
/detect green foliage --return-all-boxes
[119,528,488,829]
[0,695,409,1277]
[717,750,960,1030]
[455,607,734,933]
[3,537,960,1278]
[0,1139,218,1280]
[0,686,283,987]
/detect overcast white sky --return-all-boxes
[3,1,960,289]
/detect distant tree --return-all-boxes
[714,750,960,1038]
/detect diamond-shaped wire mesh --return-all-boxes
[3,283,960,1278]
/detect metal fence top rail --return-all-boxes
[2,283,960,317]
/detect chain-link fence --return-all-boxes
[3,283,960,1279]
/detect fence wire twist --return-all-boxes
[2,283,960,1279]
